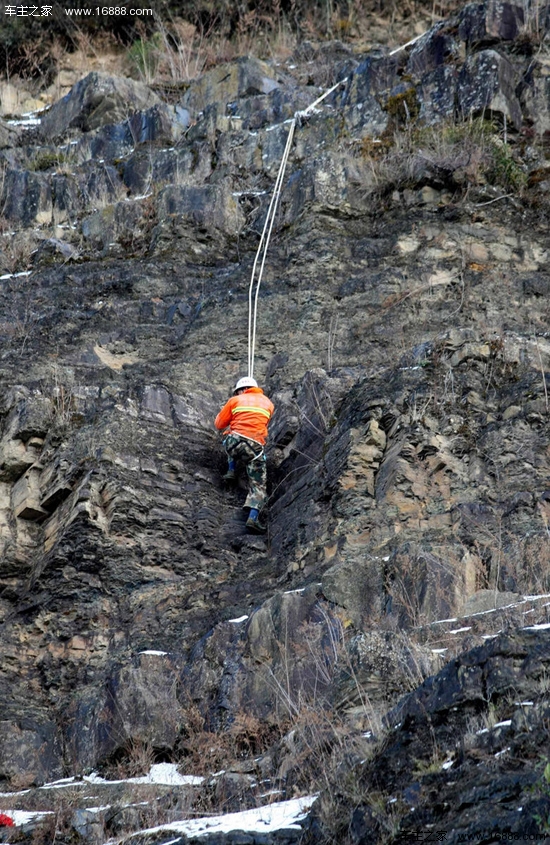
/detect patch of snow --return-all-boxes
[441,760,454,770]
[523,593,550,601]
[448,626,472,634]
[8,810,54,826]
[482,633,500,639]
[431,617,458,625]
[493,720,512,729]
[515,701,534,706]
[110,795,317,842]
[85,764,203,787]
[283,588,305,594]
[495,747,511,758]
[228,615,248,624]
[40,777,82,790]
[232,190,268,197]
[7,117,41,126]
[467,606,498,617]
[0,790,30,798]
[431,648,448,654]
[0,270,32,281]
[139,650,168,656]
[524,622,550,631]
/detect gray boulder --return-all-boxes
[154,183,245,240]
[122,145,209,195]
[457,49,523,128]
[520,58,550,134]
[81,103,190,163]
[1,168,52,225]
[459,0,526,44]
[343,55,402,132]
[181,56,280,117]
[0,117,19,149]
[418,65,459,123]
[40,72,161,138]
[407,21,460,77]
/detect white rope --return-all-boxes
[245,26,432,379]
[247,77,348,378]
[248,118,296,378]
[388,31,427,55]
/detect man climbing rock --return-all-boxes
[215,377,275,534]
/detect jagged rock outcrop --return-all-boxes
[0,1,550,842]
[305,628,550,843]
[40,72,162,138]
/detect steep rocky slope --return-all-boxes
[0,1,550,842]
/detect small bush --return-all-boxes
[360,117,528,200]
[30,151,69,172]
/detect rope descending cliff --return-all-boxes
[245,28,428,379]
[246,78,348,380]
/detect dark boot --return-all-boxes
[223,459,236,483]
[246,508,267,534]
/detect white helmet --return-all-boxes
[234,376,258,392]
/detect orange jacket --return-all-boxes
[215,387,275,446]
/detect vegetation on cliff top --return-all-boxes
[1,0,462,84]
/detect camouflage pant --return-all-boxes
[223,434,267,511]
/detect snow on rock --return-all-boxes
[85,763,204,787]
[1,810,53,826]
[119,795,317,842]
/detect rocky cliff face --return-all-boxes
[0,2,550,842]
